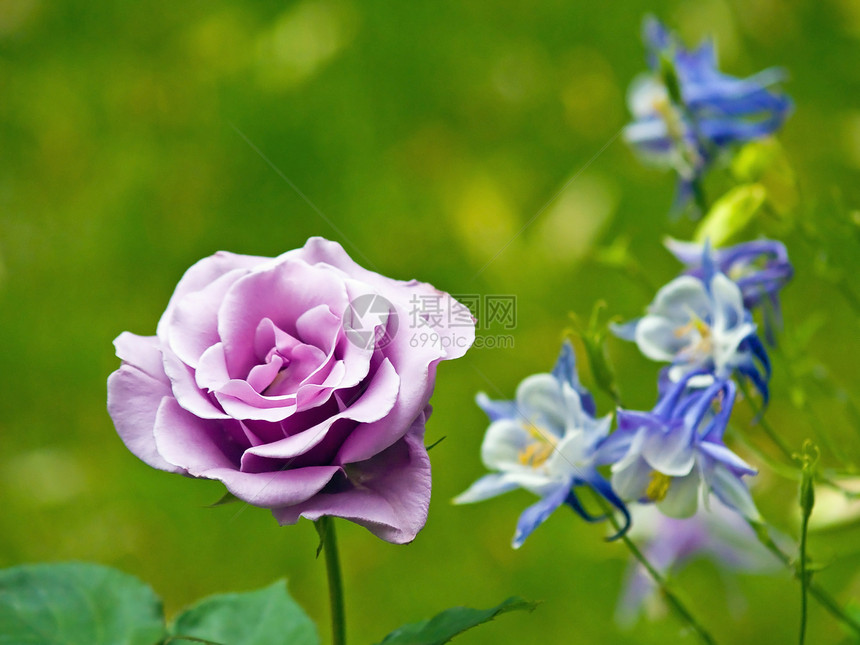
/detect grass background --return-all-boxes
[2,0,860,642]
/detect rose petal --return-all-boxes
[216,258,351,378]
[205,465,342,508]
[214,382,298,421]
[293,239,475,463]
[271,408,432,544]
[107,365,184,474]
[162,350,230,420]
[266,345,328,396]
[300,237,475,362]
[243,358,400,461]
[195,343,232,393]
[335,338,441,463]
[152,398,243,474]
[157,252,264,340]
[254,318,301,363]
[295,304,341,351]
[113,333,167,384]
[166,269,244,368]
[246,354,286,394]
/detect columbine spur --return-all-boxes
[665,237,792,342]
[454,342,629,548]
[601,374,759,520]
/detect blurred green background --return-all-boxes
[2,0,860,642]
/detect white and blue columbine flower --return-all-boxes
[665,237,793,343]
[613,251,771,401]
[624,16,792,208]
[602,374,759,521]
[454,342,629,548]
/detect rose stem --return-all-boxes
[317,516,347,645]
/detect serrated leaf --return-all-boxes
[0,562,166,645]
[170,580,319,645]
[375,597,538,645]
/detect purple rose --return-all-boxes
[107,237,474,543]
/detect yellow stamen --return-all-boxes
[674,311,713,355]
[646,471,673,502]
[517,423,557,468]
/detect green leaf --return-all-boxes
[0,562,166,645]
[169,580,319,645]
[375,597,538,645]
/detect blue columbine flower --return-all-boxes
[612,256,771,400]
[454,342,629,548]
[665,237,793,343]
[601,374,759,520]
[624,16,792,209]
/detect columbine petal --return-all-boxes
[635,317,687,362]
[657,470,701,518]
[612,454,653,502]
[515,374,567,436]
[648,276,711,322]
[476,392,518,422]
[480,419,531,472]
[699,442,757,476]
[641,420,696,477]
[710,273,747,334]
[453,474,521,505]
[706,463,761,520]
[512,481,572,549]
[552,340,597,415]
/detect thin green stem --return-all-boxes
[737,379,795,463]
[691,178,710,215]
[729,425,860,503]
[798,510,810,645]
[749,521,860,637]
[736,383,860,498]
[317,517,347,645]
[592,493,717,645]
[727,424,798,480]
